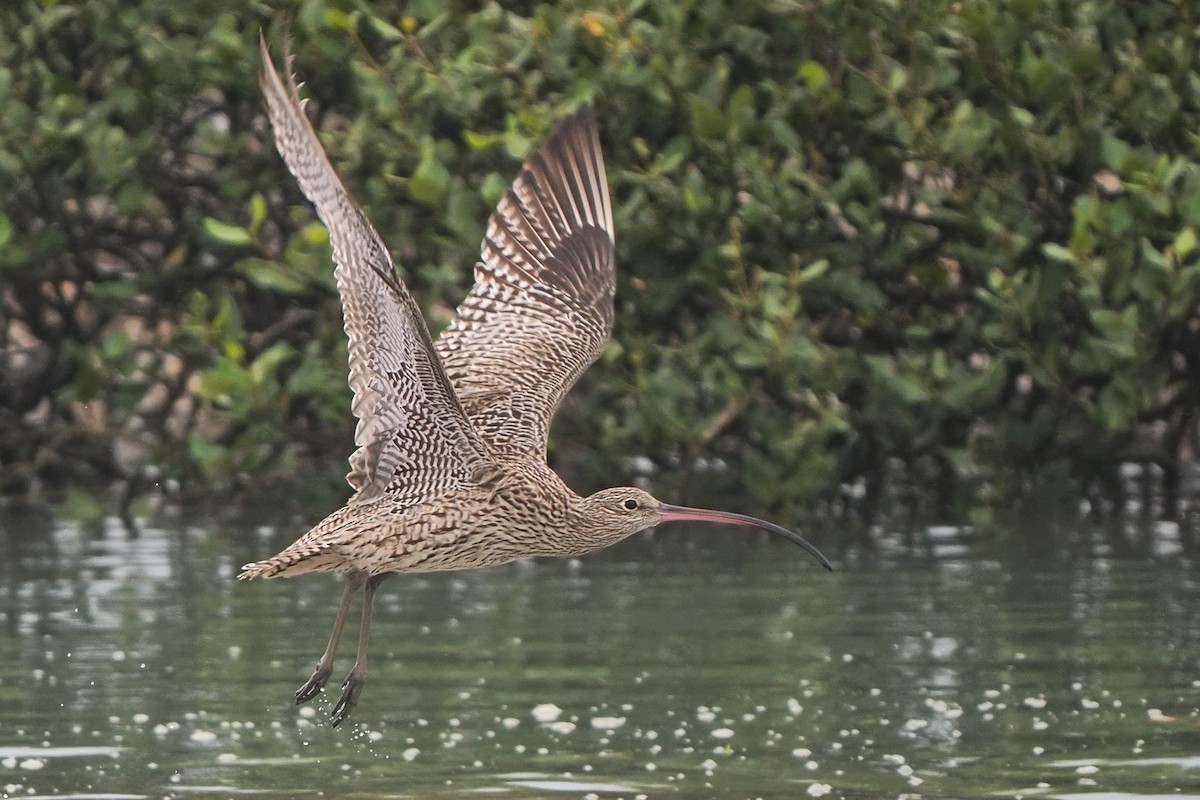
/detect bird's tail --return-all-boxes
[238,544,343,579]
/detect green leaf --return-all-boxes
[797,259,829,284]
[235,257,306,295]
[248,193,267,234]
[1101,134,1131,171]
[1171,227,1197,258]
[300,222,330,245]
[101,329,132,362]
[364,13,404,39]
[409,147,450,207]
[866,355,929,404]
[188,432,230,478]
[197,358,251,408]
[480,172,508,208]
[688,95,728,142]
[823,270,886,315]
[322,8,354,30]
[797,60,828,92]
[1041,242,1075,264]
[463,129,503,150]
[944,361,1008,412]
[1009,105,1035,127]
[731,341,769,369]
[203,217,253,246]
[249,341,295,385]
[1096,379,1139,433]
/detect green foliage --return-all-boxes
[1,0,1197,518]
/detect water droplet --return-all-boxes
[591,716,625,730]
[532,703,562,722]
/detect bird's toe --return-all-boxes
[294,664,333,705]
[330,672,366,727]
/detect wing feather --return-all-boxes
[435,109,616,457]
[259,37,492,502]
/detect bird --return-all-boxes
[241,36,833,728]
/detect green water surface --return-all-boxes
[0,502,1197,799]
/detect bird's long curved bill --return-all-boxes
[658,504,833,571]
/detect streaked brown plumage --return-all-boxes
[241,37,832,727]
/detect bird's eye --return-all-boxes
[623,498,639,511]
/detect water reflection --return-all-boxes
[0,503,1197,798]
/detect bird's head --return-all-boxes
[579,487,663,542]
[576,487,833,571]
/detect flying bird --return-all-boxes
[241,37,832,727]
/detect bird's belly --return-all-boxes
[343,514,548,576]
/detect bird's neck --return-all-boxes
[489,460,631,559]
[557,493,631,557]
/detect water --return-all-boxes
[1,500,1198,799]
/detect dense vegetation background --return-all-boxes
[2,0,1198,522]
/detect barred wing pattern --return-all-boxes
[435,110,616,457]
[259,39,492,503]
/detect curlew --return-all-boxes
[241,38,833,727]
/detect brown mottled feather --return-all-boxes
[434,111,615,457]
[255,37,494,507]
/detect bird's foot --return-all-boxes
[330,670,366,728]
[294,663,333,705]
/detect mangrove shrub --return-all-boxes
[1,0,1197,517]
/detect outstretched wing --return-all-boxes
[434,109,616,458]
[259,37,493,503]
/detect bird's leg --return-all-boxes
[330,573,386,727]
[295,571,367,705]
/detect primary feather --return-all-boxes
[257,37,494,504]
